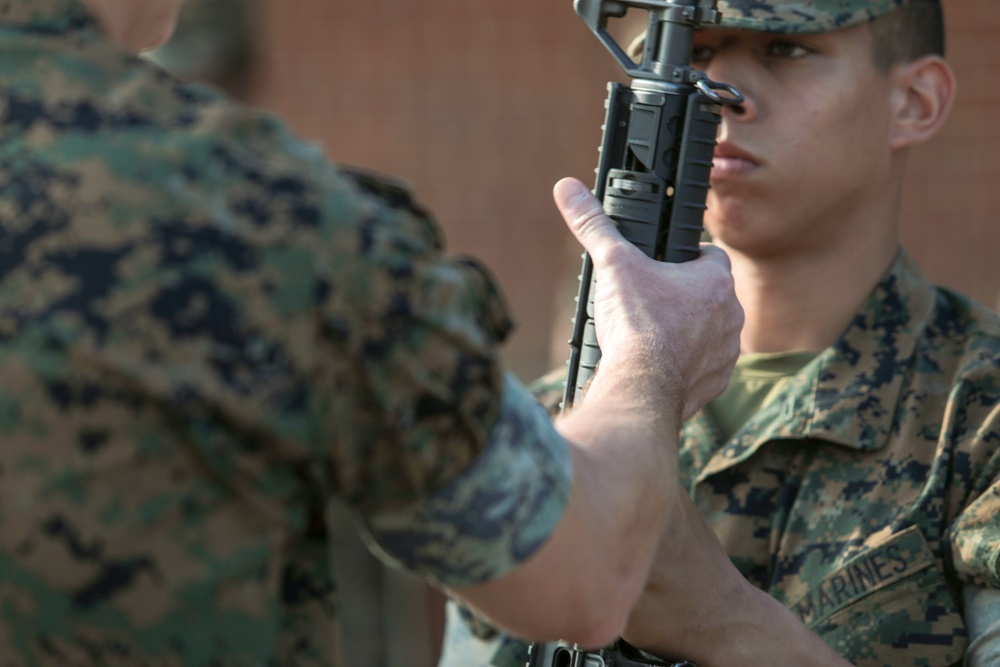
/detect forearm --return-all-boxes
[680,585,852,667]
[448,177,741,646]
[624,493,852,666]
[453,367,684,647]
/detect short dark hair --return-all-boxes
[869,0,945,72]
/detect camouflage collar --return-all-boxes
[0,0,96,34]
[692,247,934,476]
[801,247,934,450]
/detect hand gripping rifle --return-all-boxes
[532,1,741,665]
[561,0,742,411]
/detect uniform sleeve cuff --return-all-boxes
[359,373,572,587]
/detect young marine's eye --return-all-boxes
[765,40,811,59]
[690,44,715,66]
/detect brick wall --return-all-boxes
[247,0,625,380]
[246,0,999,383]
[901,0,1000,313]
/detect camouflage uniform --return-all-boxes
[446,250,1000,667]
[0,0,573,664]
[662,249,1000,666]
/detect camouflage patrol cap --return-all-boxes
[717,0,907,34]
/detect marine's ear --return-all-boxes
[887,54,956,150]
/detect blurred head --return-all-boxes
[80,0,186,53]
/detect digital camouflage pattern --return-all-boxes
[715,0,906,33]
[625,0,917,62]
[446,249,1000,667]
[0,0,573,663]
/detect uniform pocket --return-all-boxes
[787,525,967,667]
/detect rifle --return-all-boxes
[562,0,741,410]
[534,1,741,665]
[527,638,694,667]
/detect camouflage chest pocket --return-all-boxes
[788,526,967,667]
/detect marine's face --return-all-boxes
[692,24,897,259]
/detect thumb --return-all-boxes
[553,177,629,266]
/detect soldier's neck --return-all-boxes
[725,237,900,356]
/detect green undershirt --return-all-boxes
[708,351,818,442]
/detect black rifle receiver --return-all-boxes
[562,0,742,410]
[527,639,694,667]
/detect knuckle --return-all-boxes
[572,204,608,237]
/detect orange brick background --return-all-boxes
[901,1,1000,314]
[246,0,624,381]
[243,0,1000,383]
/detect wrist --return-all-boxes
[581,352,684,428]
[671,583,853,667]
[622,495,853,667]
